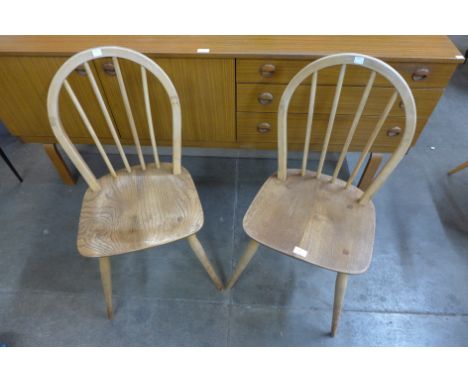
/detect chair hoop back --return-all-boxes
[47,46,182,192]
[277,53,417,204]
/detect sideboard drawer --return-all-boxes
[237,112,427,151]
[237,84,443,117]
[237,59,457,88]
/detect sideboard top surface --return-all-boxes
[0,35,463,63]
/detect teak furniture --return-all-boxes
[47,46,223,319]
[226,53,417,336]
[0,36,462,186]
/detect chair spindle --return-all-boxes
[317,64,346,177]
[332,71,376,181]
[84,62,131,173]
[113,57,146,170]
[301,71,318,176]
[346,90,399,188]
[64,80,117,178]
[141,67,161,168]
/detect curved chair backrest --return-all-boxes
[47,46,182,192]
[277,53,417,204]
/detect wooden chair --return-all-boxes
[226,53,417,336]
[47,46,223,319]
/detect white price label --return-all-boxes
[293,246,308,258]
[354,56,365,65]
[91,48,103,58]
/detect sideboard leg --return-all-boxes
[44,144,77,185]
[357,152,383,192]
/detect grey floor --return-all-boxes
[1,44,468,347]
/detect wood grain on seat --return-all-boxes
[243,169,375,275]
[47,46,223,318]
[77,163,203,257]
[228,53,417,336]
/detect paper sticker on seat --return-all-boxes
[293,246,308,257]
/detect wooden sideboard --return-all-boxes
[0,36,463,184]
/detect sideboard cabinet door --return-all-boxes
[94,58,236,145]
[0,57,114,139]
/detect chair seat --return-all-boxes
[77,163,204,257]
[243,169,376,274]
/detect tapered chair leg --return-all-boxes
[331,272,348,337]
[227,239,259,289]
[448,161,468,175]
[99,257,113,319]
[187,234,224,290]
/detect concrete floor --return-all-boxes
[1,45,468,346]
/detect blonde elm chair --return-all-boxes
[226,53,417,336]
[47,46,223,319]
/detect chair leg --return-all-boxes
[226,239,259,289]
[187,234,224,290]
[99,257,113,319]
[448,161,468,175]
[331,272,348,337]
[0,147,23,182]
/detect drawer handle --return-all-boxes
[259,63,276,78]
[412,68,430,81]
[257,122,271,133]
[102,62,116,76]
[387,126,402,137]
[75,65,87,76]
[258,92,274,105]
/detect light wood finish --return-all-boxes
[231,53,417,336]
[448,161,468,175]
[77,163,203,257]
[277,54,417,200]
[84,62,131,173]
[47,46,183,190]
[357,153,384,192]
[331,272,348,337]
[237,59,458,88]
[141,67,161,168]
[346,91,398,188]
[301,72,318,176]
[112,56,146,170]
[99,257,113,320]
[43,143,76,185]
[63,80,117,177]
[47,47,222,318]
[226,239,259,289]
[0,36,461,63]
[243,170,376,274]
[187,234,224,290]
[317,64,346,177]
[333,71,376,181]
[237,83,442,117]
